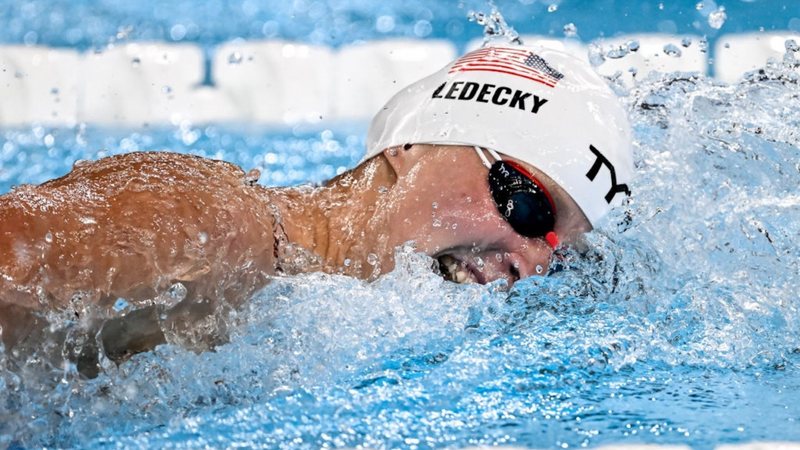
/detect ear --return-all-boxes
[382,143,429,177]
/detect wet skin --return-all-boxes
[0,147,591,367]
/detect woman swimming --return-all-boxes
[0,46,633,373]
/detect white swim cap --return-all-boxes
[364,45,633,227]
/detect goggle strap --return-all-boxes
[474,146,504,169]
[474,146,492,169]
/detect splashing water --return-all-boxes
[2,0,800,444]
[3,50,800,448]
[468,2,522,47]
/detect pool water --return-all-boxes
[2,1,800,449]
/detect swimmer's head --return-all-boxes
[364,45,633,228]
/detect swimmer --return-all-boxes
[0,46,632,373]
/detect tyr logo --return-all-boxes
[585,145,631,203]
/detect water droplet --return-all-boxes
[228,52,243,64]
[473,256,485,269]
[113,298,130,312]
[658,3,664,9]
[432,219,442,227]
[452,223,458,229]
[367,253,378,265]
[663,43,682,57]
[378,186,388,194]
[536,265,543,274]
[50,87,59,95]
[432,202,438,209]
[513,262,520,269]
[198,232,208,244]
[708,6,727,29]
[44,232,53,243]
[244,168,261,186]
[681,37,693,47]
[495,253,503,262]
[389,149,398,156]
[162,85,172,94]
[695,1,704,10]
[786,39,799,52]
[163,282,187,308]
[73,159,90,168]
[466,197,472,203]
[471,246,480,254]
[699,37,709,53]
[344,258,351,266]
[563,23,577,37]
[547,4,558,12]
[628,40,640,52]
[131,57,141,67]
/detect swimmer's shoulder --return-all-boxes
[41,151,249,191]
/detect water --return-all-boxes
[3,1,800,449]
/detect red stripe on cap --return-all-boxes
[504,160,558,220]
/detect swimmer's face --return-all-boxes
[379,144,592,287]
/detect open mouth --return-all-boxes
[437,254,481,284]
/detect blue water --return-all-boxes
[2,1,800,449]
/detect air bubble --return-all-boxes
[681,37,692,48]
[547,4,558,12]
[432,219,442,227]
[45,232,53,243]
[131,57,140,67]
[162,85,172,94]
[495,253,503,262]
[344,258,351,267]
[367,253,378,265]
[198,232,208,245]
[536,265,543,274]
[378,186,388,194]
[432,202,438,209]
[73,159,90,168]
[473,256,485,269]
[563,23,577,37]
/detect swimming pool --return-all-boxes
[2,1,800,449]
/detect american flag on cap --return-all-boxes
[449,47,565,88]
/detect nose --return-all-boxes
[506,238,554,281]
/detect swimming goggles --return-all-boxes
[474,147,560,249]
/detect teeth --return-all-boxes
[438,255,474,284]
[454,270,468,283]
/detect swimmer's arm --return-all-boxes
[0,152,279,354]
